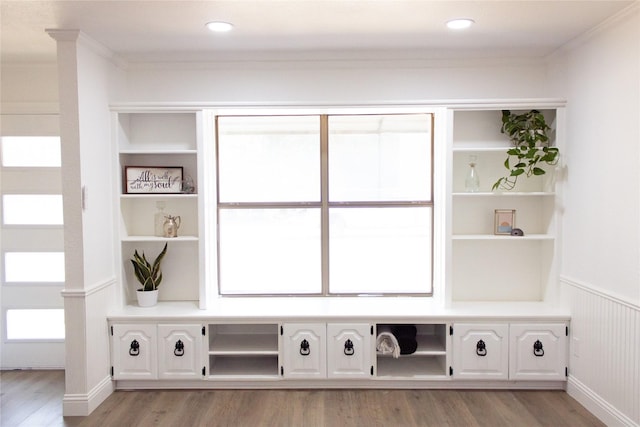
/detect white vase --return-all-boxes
[136,289,159,307]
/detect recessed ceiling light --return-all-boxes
[206,21,234,32]
[446,18,475,30]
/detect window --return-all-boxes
[6,309,65,340]
[0,136,61,167]
[2,194,63,225]
[216,113,433,296]
[3,252,65,283]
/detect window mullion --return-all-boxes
[320,115,329,296]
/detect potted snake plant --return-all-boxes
[130,242,167,307]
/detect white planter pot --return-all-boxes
[136,289,159,307]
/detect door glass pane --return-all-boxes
[6,309,65,340]
[329,207,432,294]
[217,116,320,202]
[218,208,321,294]
[4,252,65,282]
[2,194,63,225]
[328,114,432,201]
[1,136,61,167]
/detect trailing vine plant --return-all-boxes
[492,110,559,191]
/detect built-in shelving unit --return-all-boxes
[207,324,280,378]
[108,102,568,391]
[113,110,205,308]
[376,324,448,378]
[450,108,562,303]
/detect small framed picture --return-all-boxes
[125,166,183,194]
[494,209,516,235]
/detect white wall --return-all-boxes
[122,57,551,104]
[48,31,125,415]
[550,4,640,426]
[556,6,640,306]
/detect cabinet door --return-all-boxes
[509,323,567,380]
[281,323,326,379]
[327,323,372,379]
[452,323,509,380]
[111,324,157,380]
[158,324,203,380]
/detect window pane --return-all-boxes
[219,208,321,294]
[329,207,432,294]
[2,194,63,225]
[1,136,61,167]
[6,309,65,340]
[329,114,432,201]
[217,116,320,202]
[4,252,65,282]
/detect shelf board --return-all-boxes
[452,146,511,152]
[453,192,555,197]
[452,234,554,241]
[209,334,279,355]
[377,334,446,357]
[119,149,197,155]
[376,354,447,378]
[120,193,198,199]
[208,355,279,377]
[121,236,199,242]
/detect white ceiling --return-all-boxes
[0,0,635,64]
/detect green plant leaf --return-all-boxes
[532,167,546,175]
[511,168,525,177]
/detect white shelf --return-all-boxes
[121,236,199,242]
[208,355,279,377]
[120,194,198,199]
[376,355,447,378]
[209,334,279,355]
[452,146,512,152]
[453,192,555,197]
[452,234,554,241]
[119,149,197,155]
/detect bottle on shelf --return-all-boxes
[154,201,166,237]
[465,155,480,192]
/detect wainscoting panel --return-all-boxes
[562,277,639,427]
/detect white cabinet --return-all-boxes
[452,323,509,380]
[281,323,374,379]
[509,323,567,381]
[327,323,373,379]
[111,323,204,381]
[111,324,158,380]
[158,324,203,379]
[452,322,567,381]
[281,323,327,379]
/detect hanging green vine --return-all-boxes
[492,109,559,191]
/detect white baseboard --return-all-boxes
[62,375,114,416]
[567,376,639,427]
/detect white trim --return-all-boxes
[62,375,114,416]
[567,375,640,427]
[115,378,566,391]
[61,277,117,298]
[110,99,567,113]
[560,275,640,311]
[551,1,640,57]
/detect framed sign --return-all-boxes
[494,209,515,235]
[125,166,183,194]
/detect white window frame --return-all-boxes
[214,111,435,297]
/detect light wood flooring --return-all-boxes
[1,370,605,427]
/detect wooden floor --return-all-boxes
[1,370,605,427]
